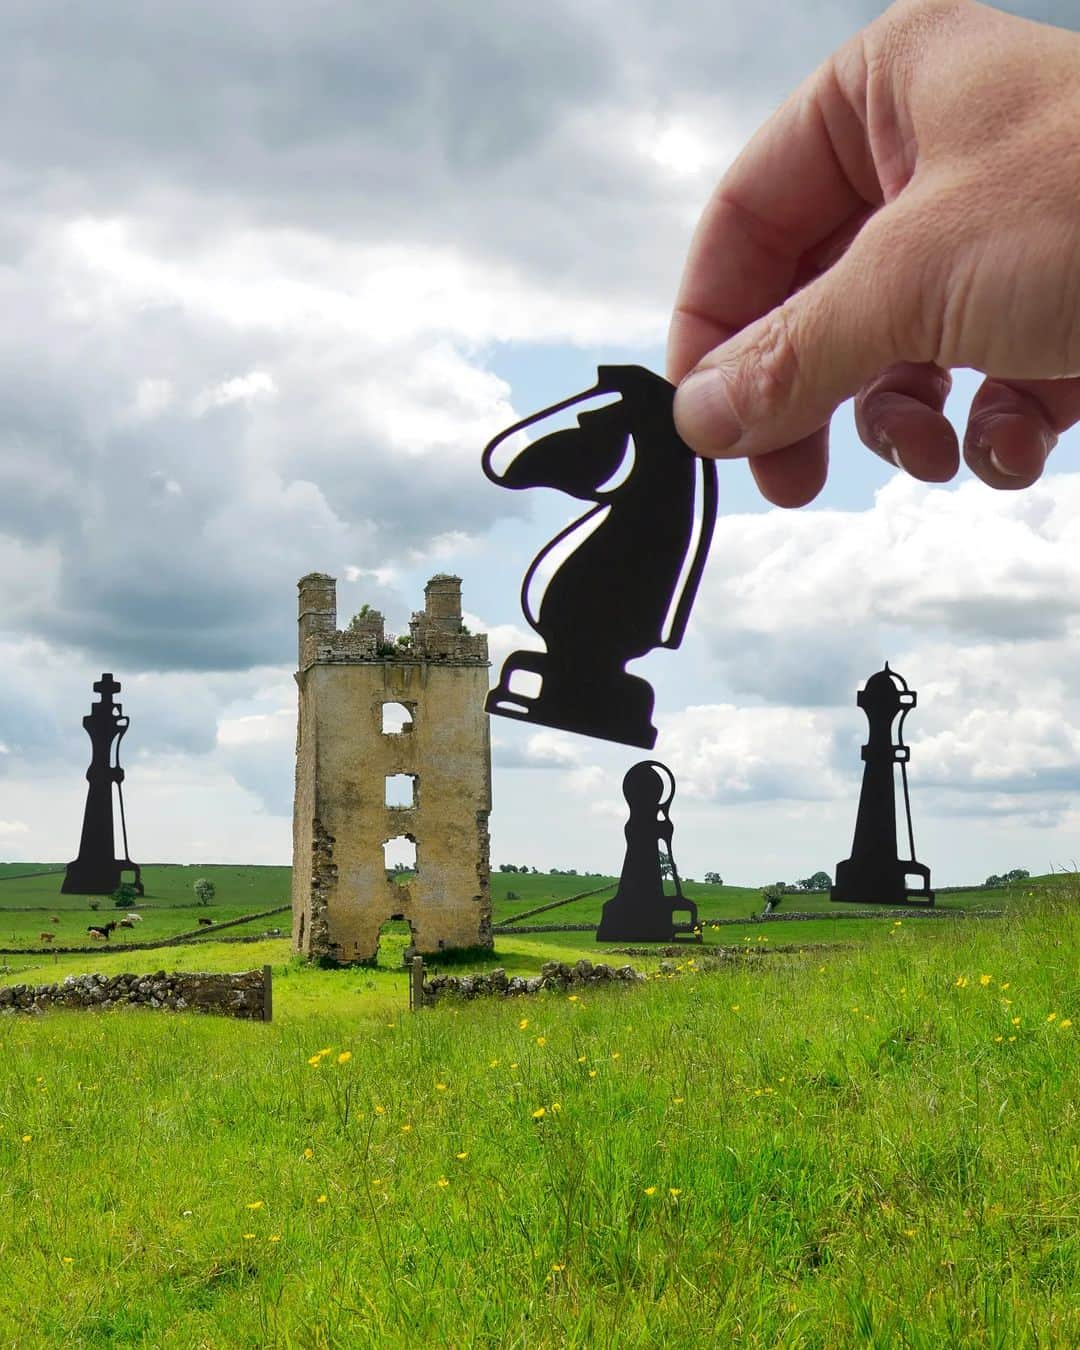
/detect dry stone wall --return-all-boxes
[0,968,270,1019]
[421,958,645,1004]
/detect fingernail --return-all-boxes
[988,448,1026,478]
[675,368,743,455]
[879,434,907,474]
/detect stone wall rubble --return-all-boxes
[0,968,271,1019]
[421,957,645,1004]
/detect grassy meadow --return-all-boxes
[0,868,1075,1344]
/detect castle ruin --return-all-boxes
[291,572,492,963]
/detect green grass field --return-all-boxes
[0,887,1076,1344]
[0,866,1074,1344]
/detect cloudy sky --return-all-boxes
[1,0,1078,887]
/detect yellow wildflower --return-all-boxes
[519,1018,529,1030]
[954,976,968,989]
[243,1233,255,1241]
[588,1070,597,1078]
[21,1135,30,1143]
[532,1107,546,1120]
[337,1052,352,1065]
[268,1235,281,1243]
[509,1062,518,1070]
[303,1148,314,1160]
[307,1055,323,1067]
[611,1051,621,1059]
[1046,1012,1058,1023]
[979,975,992,987]
[436,1083,447,1091]
[1011,1017,1021,1026]
[993,1035,1003,1043]
[576,1055,587,1063]
[669,1188,682,1198]
[551,1262,566,1273]
[317,1195,328,1204]
[401,1123,413,1133]
[245,1201,264,1210]
[672,1097,685,1105]
[61,1257,73,1264]
[568,995,579,1003]
[551,1102,562,1113]
[456,1152,468,1160]
[489,1060,500,1068]
[536,1036,547,1047]
[1060,1019,1073,1029]
[374,1105,386,1115]
[644,1186,657,1196]
[436,1178,449,1189]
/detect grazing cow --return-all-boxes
[39,932,54,943]
[49,916,60,924]
[126,913,143,923]
[198,916,214,927]
[87,921,117,941]
[118,918,134,929]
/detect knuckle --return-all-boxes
[726,308,803,426]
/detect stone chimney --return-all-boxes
[424,574,463,632]
[298,573,337,665]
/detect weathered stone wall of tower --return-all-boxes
[292,573,492,963]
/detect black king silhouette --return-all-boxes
[61,673,143,896]
[831,664,933,907]
[596,761,701,943]
[482,366,717,749]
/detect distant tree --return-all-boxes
[703,871,723,885]
[531,866,540,874]
[88,900,100,912]
[799,871,832,891]
[760,882,786,915]
[193,878,215,905]
[985,874,1004,888]
[112,882,138,908]
[1003,868,1030,884]
[506,890,519,901]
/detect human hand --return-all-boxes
[667,0,1080,507]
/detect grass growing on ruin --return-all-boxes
[0,897,1077,1345]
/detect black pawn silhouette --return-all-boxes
[596,761,700,942]
[831,664,933,907]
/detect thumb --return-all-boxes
[673,201,930,459]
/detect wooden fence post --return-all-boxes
[262,964,273,1022]
[409,955,425,1012]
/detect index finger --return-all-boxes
[667,44,881,384]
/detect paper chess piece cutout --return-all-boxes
[483,365,717,748]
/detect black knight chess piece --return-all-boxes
[831,664,933,907]
[596,761,701,943]
[61,673,143,897]
[482,366,718,749]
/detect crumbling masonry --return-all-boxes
[291,573,492,963]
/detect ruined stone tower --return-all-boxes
[291,572,492,963]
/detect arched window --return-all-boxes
[382,702,414,734]
[384,835,417,877]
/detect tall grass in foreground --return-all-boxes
[0,903,1077,1347]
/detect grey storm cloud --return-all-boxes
[0,0,1076,767]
